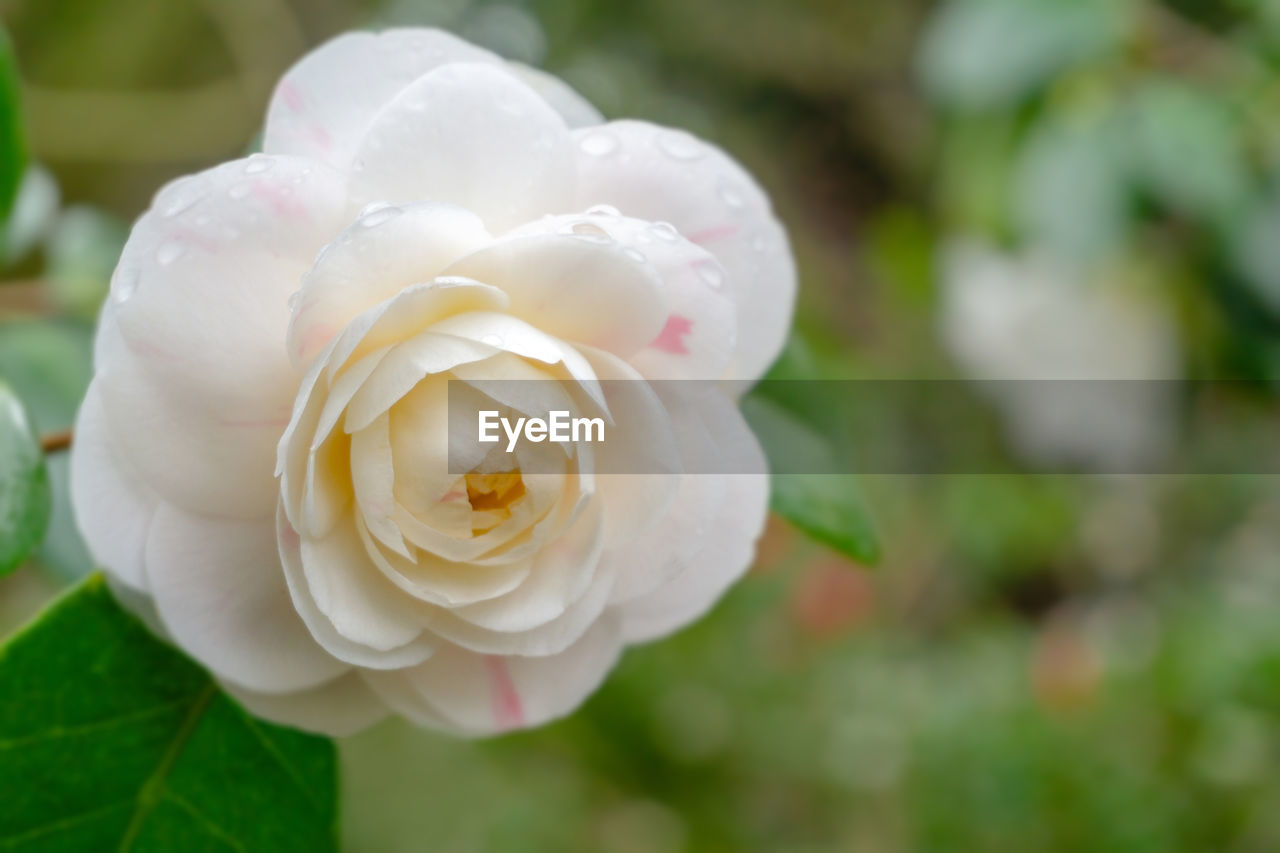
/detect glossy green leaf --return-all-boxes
[742,392,881,566]
[0,381,49,576]
[0,27,25,228]
[0,576,338,851]
[0,320,95,581]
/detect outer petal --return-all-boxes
[226,672,390,737]
[364,613,623,736]
[145,504,348,694]
[506,62,604,128]
[616,399,770,642]
[572,119,796,380]
[103,154,349,517]
[347,63,575,232]
[69,381,157,590]
[441,230,667,359]
[263,28,502,171]
[504,211,737,380]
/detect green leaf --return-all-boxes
[0,382,49,576]
[0,576,338,851]
[1014,113,1130,261]
[0,320,95,581]
[1120,80,1252,228]
[0,27,26,229]
[742,392,881,566]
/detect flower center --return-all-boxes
[464,470,526,534]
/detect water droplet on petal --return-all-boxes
[244,155,274,174]
[718,180,746,208]
[156,240,185,266]
[578,131,618,157]
[564,221,611,243]
[694,260,724,289]
[651,221,679,242]
[586,204,621,218]
[751,234,769,253]
[228,182,252,200]
[288,291,301,310]
[160,190,201,218]
[360,204,402,228]
[113,267,140,304]
[623,247,646,263]
[194,214,211,227]
[657,130,703,161]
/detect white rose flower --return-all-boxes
[70,29,796,736]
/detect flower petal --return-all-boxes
[572,119,796,381]
[226,672,390,737]
[441,231,667,359]
[69,382,157,590]
[102,154,348,516]
[288,202,493,369]
[348,63,574,232]
[505,62,603,128]
[145,504,348,693]
[365,613,622,735]
[263,28,501,171]
[278,507,436,670]
[615,415,769,642]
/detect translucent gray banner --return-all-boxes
[446,379,1280,475]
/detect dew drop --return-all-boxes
[161,191,201,218]
[360,204,402,228]
[563,221,611,243]
[113,267,140,304]
[622,247,646,263]
[657,130,703,161]
[156,240,185,266]
[228,182,252,200]
[288,291,301,310]
[694,260,724,289]
[650,221,679,242]
[718,180,746,208]
[578,131,618,157]
[751,234,769,253]
[194,214,211,227]
[244,155,274,174]
[585,204,621,218]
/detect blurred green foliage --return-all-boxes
[3,0,1280,850]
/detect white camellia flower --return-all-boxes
[70,29,795,736]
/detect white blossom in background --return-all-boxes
[940,241,1180,472]
[70,29,795,736]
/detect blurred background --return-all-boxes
[5,0,1280,849]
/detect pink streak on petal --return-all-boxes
[441,491,465,502]
[170,227,219,253]
[296,323,338,363]
[484,655,525,730]
[311,125,332,153]
[123,334,183,363]
[280,81,305,113]
[252,179,310,220]
[651,314,693,355]
[687,224,739,245]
